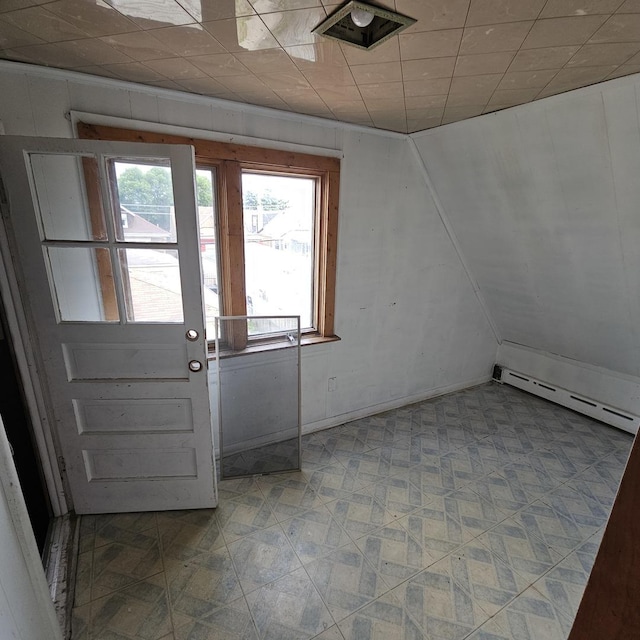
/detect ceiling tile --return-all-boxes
[203,16,279,52]
[405,94,448,109]
[446,92,491,106]
[521,15,608,48]
[370,114,408,133]
[45,0,139,37]
[540,0,623,18]
[62,37,133,65]
[617,0,640,10]
[589,13,640,41]
[234,48,296,74]
[442,104,485,123]
[250,0,322,12]
[174,75,232,95]
[149,24,227,57]
[260,7,326,47]
[4,41,86,66]
[316,84,362,102]
[408,118,442,131]
[358,81,404,99]
[341,38,400,65]
[486,87,540,108]
[329,100,370,117]
[302,66,355,87]
[144,56,209,79]
[0,19,43,48]
[189,52,251,76]
[400,28,463,60]
[449,72,503,93]
[261,69,312,90]
[404,76,452,96]
[239,92,290,109]
[395,0,470,33]
[465,0,547,27]
[285,41,347,69]
[364,97,406,113]
[498,68,559,89]
[0,6,91,41]
[103,0,195,30]
[626,49,640,62]
[74,65,124,79]
[454,51,515,75]
[460,21,533,54]
[102,61,166,82]
[402,56,456,80]
[508,45,580,70]
[351,61,403,84]
[100,31,176,61]
[606,63,640,77]
[568,42,640,65]
[0,0,58,12]
[214,74,266,91]
[537,63,618,95]
[195,0,255,21]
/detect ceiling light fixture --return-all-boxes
[350,7,374,28]
[313,1,416,51]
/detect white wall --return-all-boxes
[413,74,640,383]
[0,61,497,438]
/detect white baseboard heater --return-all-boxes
[493,365,639,434]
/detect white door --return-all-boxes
[0,136,217,514]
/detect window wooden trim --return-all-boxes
[77,122,340,342]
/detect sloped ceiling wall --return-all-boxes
[413,75,640,379]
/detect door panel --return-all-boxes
[0,136,217,514]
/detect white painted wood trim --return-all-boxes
[69,110,344,158]
[0,195,67,516]
[0,414,64,640]
[302,374,493,435]
[407,137,502,344]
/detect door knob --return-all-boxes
[189,360,203,372]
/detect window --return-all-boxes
[77,122,340,350]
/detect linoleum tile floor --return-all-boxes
[71,382,633,640]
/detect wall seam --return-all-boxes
[407,137,502,345]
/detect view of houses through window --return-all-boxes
[113,162,315,339]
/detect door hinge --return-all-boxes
[57,455,66,474]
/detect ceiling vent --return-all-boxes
[313,1,416,51]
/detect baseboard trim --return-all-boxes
[302,375,493,436]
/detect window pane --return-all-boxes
[196,167,221,340]
[242,172,315,334]
[45,247,117,322]
[110,160,177,243]
[28,154,107,241]
[120,248,184,322]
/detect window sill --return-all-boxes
[207,333,340,360]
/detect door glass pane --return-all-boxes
[28,154,107,241]
[109,160,177,243]
[45,247,118,321]
[242,172,315,334]
[120,248,184,322]
[196,167,221,339]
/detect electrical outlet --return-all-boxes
[328,377,337,392]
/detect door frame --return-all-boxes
[0,172,69,516]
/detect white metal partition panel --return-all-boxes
[215,316,301,479]
[0,136,216,514]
